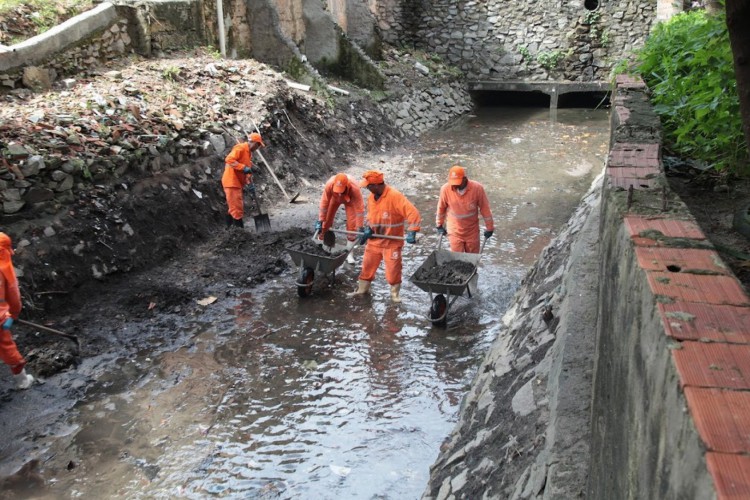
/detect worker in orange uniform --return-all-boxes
[315,173,365,264]
[0,233,34,390]
[436,165,494,253]
[222,132,265,228]
[355,170,421,303]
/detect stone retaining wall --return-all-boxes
[381,80,472,136]
[0,3,130,91]
[373,0,656,81]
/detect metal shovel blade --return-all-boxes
[254,213,272,232]
[323,230,336,247]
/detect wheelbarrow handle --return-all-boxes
[331,229,407,241]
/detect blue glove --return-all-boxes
[315,221,323,232]
[436,226,447,235]
[2,317,13,330]
[246,183,256,194]
[242,166,252,174]
[359,226,373,245]
[484,230,494,239]
[406,231,417,244]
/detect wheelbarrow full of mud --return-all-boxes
[285,234,355,297]
[409,236,487,327]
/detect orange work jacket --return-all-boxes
[318,174,365,228]
[436,180,494,241]
[222,142,253,188]
[365,185,421,248]
[0,256,21,323]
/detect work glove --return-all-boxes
[315,221,323,232]
[242,166,252,174]
[246,183,256,195]
[436,225,447,235]
[484,230,494,239]
[406,231,417,244]
[359,226,373,245]
[2,317,13,331]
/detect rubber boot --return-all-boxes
[235,218,244,228]
[346,252,356,265]
[13,368,34,390]
[390,284,401,303]
[225,213,234,229]
[353,280,371,295]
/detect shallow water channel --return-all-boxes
[45,106,609,498]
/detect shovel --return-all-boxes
[248,187,272,232]
[245,121,303,204]
[17,319,81,350]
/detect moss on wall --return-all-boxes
[315,31,384,90]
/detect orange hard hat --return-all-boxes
[360,170,384,187]
[448,165,466,186]
[332,173,348,194]
[248,132,265,147]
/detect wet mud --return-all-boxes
[288,238,348,256]
[412,260,477,285]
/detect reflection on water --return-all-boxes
[44,107,608,499]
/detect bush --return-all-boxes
[636,10,748,172]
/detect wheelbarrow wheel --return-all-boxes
[430,294,448,327]
[298,267,315,297]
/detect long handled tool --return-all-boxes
[248,187,272,232]
[246,120,302,203]
[326,229,411,245]
[17,319,81,350]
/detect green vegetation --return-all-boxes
[536,49,570,70]
[633,10,748,173]
[0,0,95,43]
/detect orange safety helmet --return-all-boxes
[360,170,384,187]
[332,173,348,194]
[248,132,265,147]
[448,165,466,186]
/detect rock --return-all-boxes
[4,200,25,214]
[21,155,44,177]
[43,226,56,237]
[415,62,430,75]
[22,66,53,91]
[24,187,55,204]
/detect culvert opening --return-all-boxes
[557,91,610,108]
[585,0,600,10]
[667,264,682,272]
[471,90,551,108]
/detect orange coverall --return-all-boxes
[222,142,254,220]
[359,185,421,285]
[0,240,25,375]
[436,180,494,253]
[318,174,365,240]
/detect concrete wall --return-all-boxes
[589,76,750,498]
[372,0,657,81]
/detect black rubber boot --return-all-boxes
[225,213,234,229]
[235,218,244,228]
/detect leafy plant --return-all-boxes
[536,49,568,70]
[162,66,181,82]
[518,46,531,60]
[584,10,601,25]
[635,10,747,172]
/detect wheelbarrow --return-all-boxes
[285,233,357,297]
[409,235,487,327]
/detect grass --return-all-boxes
[0,0,96,43]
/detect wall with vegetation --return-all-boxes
[373,0,656,81]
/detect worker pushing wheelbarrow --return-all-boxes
[409,234,489,327]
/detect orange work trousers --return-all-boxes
[359,244,403,285]
[224,187,244,220]
[0,329,26,375]
[448,234,481,254]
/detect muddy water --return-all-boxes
[43,107,608,499]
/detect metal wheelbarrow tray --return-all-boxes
[409,249,481,326]
[285,238,350,297]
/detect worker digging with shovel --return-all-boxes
[222,132,265,229]
[315,173,365,265]
[353,170,421,303]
